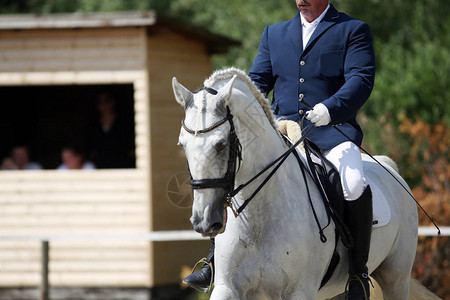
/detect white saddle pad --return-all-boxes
[367,177,391,228]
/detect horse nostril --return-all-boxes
[190,214,200,227]
[211,222,223,232]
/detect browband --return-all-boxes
[194,87,218,95]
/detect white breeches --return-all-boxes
[321,141,366,201]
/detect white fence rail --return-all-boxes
[0,230,204,242]
[0,226,446,243]
[418,226,449,236]
[0,227,447,300]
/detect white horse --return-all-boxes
[172,67,423,299]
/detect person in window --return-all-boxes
[1,145,42,170]
[57,145,95,170]
[87,92,135,169]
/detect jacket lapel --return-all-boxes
[303,4,339,55]
[287,11,303,58]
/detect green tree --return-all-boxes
[165,0,297,69]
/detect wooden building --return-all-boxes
[0,11,238,288]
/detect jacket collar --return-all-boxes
[303,4,339,54]
[287,4,339,58]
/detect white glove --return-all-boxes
[305,103,331,127]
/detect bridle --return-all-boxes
[182,87,242,199]
[182,86,345,244]
[181,86,315,218]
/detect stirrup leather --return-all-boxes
[344,273,373,300]
[189,257,214,293]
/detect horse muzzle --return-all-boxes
[191,205,227,238]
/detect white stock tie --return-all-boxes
[302,22,316,50]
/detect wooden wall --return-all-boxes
[0,170,150,287]
[0,27,145,72]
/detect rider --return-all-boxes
[183,1,375,299]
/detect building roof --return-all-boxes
[0,11,240,54]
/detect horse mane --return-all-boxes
[203,67,279,131]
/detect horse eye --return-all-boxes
[214,141,227,152]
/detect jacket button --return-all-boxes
[299,78,305,83]
[299,110,304,114]
[298,93,304,100]
[300,61,305,66]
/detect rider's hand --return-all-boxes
[305,103,331,127]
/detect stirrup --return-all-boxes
[188,257,214,293]
[344,273,373,300]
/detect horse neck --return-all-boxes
[229,80,285,166]
[229,85,299,215]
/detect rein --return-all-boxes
[229,125,315,215]
[181,88,317,217]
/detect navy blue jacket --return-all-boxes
[248,4,375,149]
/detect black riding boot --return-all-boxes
[344,186,373,300]
[182,238,214,292]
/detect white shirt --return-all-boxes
[57,161,96,170]
[300,4,330,49]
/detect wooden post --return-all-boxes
[40,240,49,300]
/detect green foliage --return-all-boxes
[0,0,162,14]
[358,0,450,126]
[166,0,297,69]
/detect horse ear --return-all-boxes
[172,77,193,108]
[217,74,237,106]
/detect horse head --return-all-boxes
[172,75,238,237]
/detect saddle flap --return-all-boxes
[304,139,345,216]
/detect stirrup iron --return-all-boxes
[188,257,214,293]
[344,273,373,300]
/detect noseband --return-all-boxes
[182,87,242,196]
